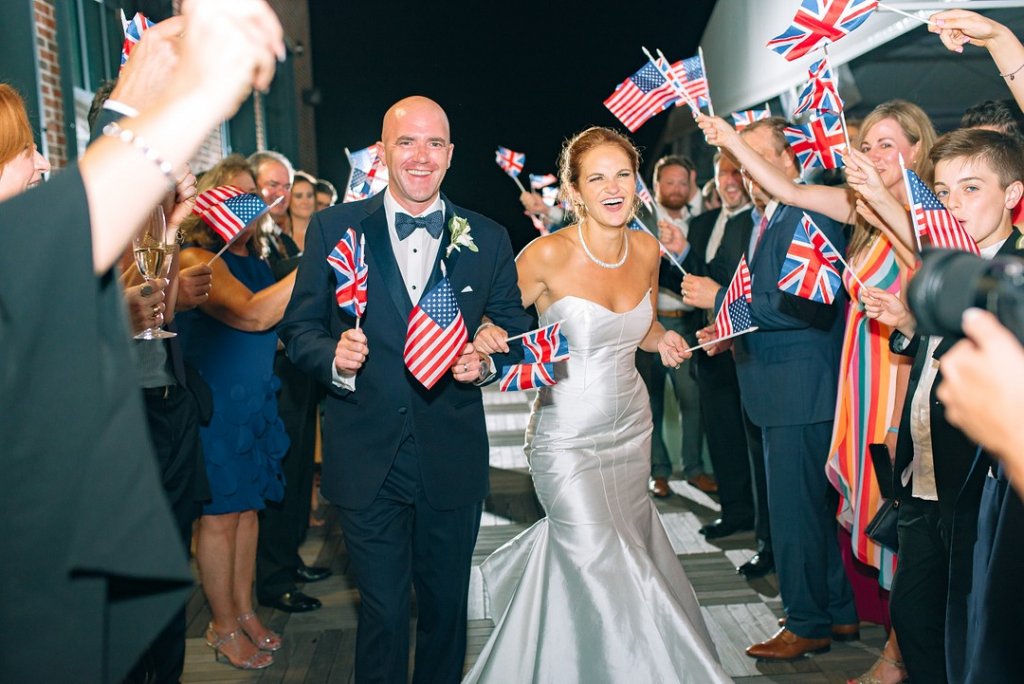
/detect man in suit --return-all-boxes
[279,96,532,684]
[709,119,856,660]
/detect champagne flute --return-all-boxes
[133,206,177,340]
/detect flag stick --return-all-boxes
[898,152,924,252]
[505,320,566,344]
[343,147,355,202]
[511,174,527,194]
[656,48,703,116]
[355,232,365,331]
[877,2,936,26]
[635,217,687,275]
[698,46,715,117]
[682,326,758,353]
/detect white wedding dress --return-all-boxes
[463,293,732,683]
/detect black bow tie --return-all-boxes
[395,210,444,240]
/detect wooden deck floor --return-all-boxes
[181,388,886,683]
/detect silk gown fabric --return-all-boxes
[825,236,901,589]
[463,293,730,684]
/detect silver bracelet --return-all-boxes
[102,121,175,188]
[999,61,1024,81]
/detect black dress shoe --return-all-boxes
[737,552,775,578]
[699,518,754,539]
[294,565,332,583]
[261,591,322,613]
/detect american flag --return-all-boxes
[604,61,681,132]
[192,187,270,245]
[529,173,558,190]
[904,169,980,254]
[715,256,754,338]
[732,105,772,131]
[120,11,154,70]
[327,228,368,317]
[495,147,525,177]
[784,112,847,171]
[499,362,556,392]
[668,56,711,115]
[344,145,389,203]
[403,278,468,389]
[778,213,843,304]
[767,0,878,62]
[635,175,655,212]
[793,57,844,116]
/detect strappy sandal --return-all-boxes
[238,611,283,651]
[847,653,909,684]
[205,623,274,670]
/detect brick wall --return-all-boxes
[268,0,318,173]
[33,0,66,169]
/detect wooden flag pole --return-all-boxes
[698,46,715,117]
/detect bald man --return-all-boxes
[279,96,532,684]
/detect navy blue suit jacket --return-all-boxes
[718,203,847,428]
[279,191,532,510]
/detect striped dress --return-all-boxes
[825,234,901,589]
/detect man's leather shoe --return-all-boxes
[649,477,671,498]
[700,518,754,539]
[777,617,860,641]
[736,552,775,578]
[261,591,322,613]
[294,565,332,583]
[687,473,718,493]
[746,628,830,660]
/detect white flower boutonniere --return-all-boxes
[446,214,478,258]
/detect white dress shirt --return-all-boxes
[705,202,752,264]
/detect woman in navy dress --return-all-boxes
[178,155,298,670]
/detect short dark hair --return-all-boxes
[961,99,1024,141]
[740,116,792,156]
[930,128,1024,189]
[315,178,338,204]
[653,154,695,181]
[86,80,117,134]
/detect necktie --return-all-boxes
[395,210,444,240]
[750,211,770,259]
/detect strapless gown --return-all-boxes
[463,293,731,683]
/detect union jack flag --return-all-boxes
[604,61,681,132]
[327,228,368,317]
[635,175,655,212]
[778,213,844,304]
[495,146,525,177]
[499,362,556,392]
[785,112,847,170]
[905,169,980,254]
[192,186,271,245]
[120,11,154,70]
[404,278,468,389]
[732,105,772,131]
[343,145,389,203]
[767,0,878,62]
[714,256,754,338]
[529,173,558,190]
[793,57,844,116]
[498,322,569,392]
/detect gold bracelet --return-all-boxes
[102,121,175,189]
[999,62,1024,81]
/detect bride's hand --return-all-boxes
[658,330,692,369]
[473,322,509,354]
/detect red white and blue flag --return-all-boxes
[499,362,556,392]
[664,56,711,115]
[778,213,844,304]
[499,322,570,392]
[495,146,525,177]
[404,278,468,389]
[793,57,844,116]
[714,256,754,338]
[635,175,655,212]
[905,169,980,254]
[192,186,272,245]
[732,105,772,131]
[344,145,389,203]
[120,11,154,71]
[767,0,878,62]
[529,173,558,190]
[327,228,368,317]
[604,61,681,132]
[785,112,847,170]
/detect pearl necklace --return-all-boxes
[577,222,628,269]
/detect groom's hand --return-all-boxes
[335,328,368,374]
[452,343,487,384]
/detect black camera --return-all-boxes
[907,248,1024,341]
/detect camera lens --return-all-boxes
[908,250,992,338]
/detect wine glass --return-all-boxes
[132,205,177,340]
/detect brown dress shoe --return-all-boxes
[777,617,860,641]
[746,628,830,660]
[649,477,671,498]
[687,473,718,493]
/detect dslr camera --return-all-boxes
[908,248,1024,341]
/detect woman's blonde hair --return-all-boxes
[181,154,259,251]
[0,84,35,171]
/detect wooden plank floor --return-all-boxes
[182,387,886,683]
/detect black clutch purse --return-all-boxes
[864,443,900,552]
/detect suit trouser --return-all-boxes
[127,384,204,684]
[256,353,320,601]
[890,496,950,684]
[338,435,482,684]
[764,421,856,639]
[636,315,704,479]
[744,410,771,554]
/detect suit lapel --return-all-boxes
[360,194,413,320]
[423,195,457,294]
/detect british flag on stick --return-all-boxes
[767,0,879,62]
[778,214,844,304]
[327,228,368,318]
[785,112,847,170]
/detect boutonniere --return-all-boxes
[446,214,478,258]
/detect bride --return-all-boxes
[466,127,731,683]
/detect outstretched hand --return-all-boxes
[697,115,740,150]
[929,9,1008,53]
[658,329,692,369]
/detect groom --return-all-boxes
[279,96,531,684]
